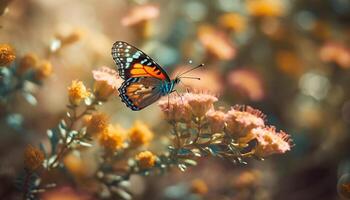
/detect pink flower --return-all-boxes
[183,92,218,117]
[225,105,265,137]
[251,126,291,157]
[198,25,236,60]
[227,69,265,101]
[158,95,192,123]
[92,66,122,101]
[206,109,226,133]
[121,5,160,26]
[319,42,350,69]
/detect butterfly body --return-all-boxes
[112,41,180,111]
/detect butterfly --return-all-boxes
[111,41,203,111]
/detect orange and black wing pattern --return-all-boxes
[118,77,163,111]
[111,41,170,81]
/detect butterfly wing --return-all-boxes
[118,77,163,111]
[111,41,170,81]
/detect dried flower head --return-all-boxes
[121,5,159,26]
[198,25,236,60]
[24,145,44,171]
[99,124,126,152]
[158,95,192,123]
[17,53,39,74]
[191,179,208,195]
[92,66,122,101]
[319,42,350,69]
[129,121,154,147]
[67,80,90,106]
[184,92,218,117]
[0,43,15,66]
[85,113,109,136]
[225,105,265,137]
[135,151,157,169]
[35,60,53,80]
[218,13,246,33]
[227,69,265,101]
[206,109,226,133]
[247,0,285,17]
[252,126,291,157]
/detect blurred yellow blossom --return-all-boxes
[67,80,90,106]
[63,153,88,177]
[0,43,15,66]
[55,29,84,46]
[92,66,122,101]
[198,25,236,60]
[85,113,109,136]
[135,151,156,169]
[17,53,39,75]
[129,121,154,147]
[191,179,208,195]
[24,145,44,171]
[233,170,261,189]
[247,0,285,17]
[99,124,126,152]
[218,13,246,33]
[276,51,303,77]
[35,60,53,80]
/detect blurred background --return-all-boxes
[1,0,350,199]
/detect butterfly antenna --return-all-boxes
[178,63,204,77]
[180,76,201,80]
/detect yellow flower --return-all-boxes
[17,53,39,74]
[99,124,126,152]
[191,179,208,195]
[135,151,156,169]
[247,0,285,17]
[85,113,109,136]
[218,13,246,33]
[67,80,90,106]
[24,145,44,171]
[0,43,16,66]
[129,121,154,147]
[63,153,88,177]
[35,60,53,80]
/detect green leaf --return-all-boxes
[47,129,59,155]
[22,92,37,105]
[183,159,197,166]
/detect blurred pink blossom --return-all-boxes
[121,4,160,26]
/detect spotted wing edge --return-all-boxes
[111,41,171,81]
[118,77,163,111]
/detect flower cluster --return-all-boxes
[159,91,291,163]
